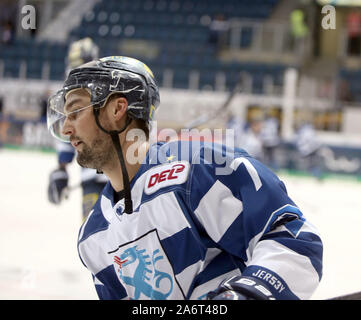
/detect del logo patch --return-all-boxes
[145,161,190,195]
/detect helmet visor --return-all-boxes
[47,85,107,143]
[47,88,69,143]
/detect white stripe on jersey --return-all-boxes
[175,247,222,297]
[100,194,114,223]
[121,191,192,241]
[245,204,301,262]
[189,269,242,300]
[194,180,243,243]
[78,228,110,274]
[247,239,319,300]
[94,275,103,286]
[78,209,94,241]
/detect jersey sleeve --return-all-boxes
[187,143,323,300]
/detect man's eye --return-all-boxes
[67,112,78,120]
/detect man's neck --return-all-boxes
[103,139,150,192]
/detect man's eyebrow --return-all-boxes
[64,98,83,113]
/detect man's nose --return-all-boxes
[61,117,74,137]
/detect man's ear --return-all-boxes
[112,96,128,121]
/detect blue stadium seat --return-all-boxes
[4,58,20,78]
[0,0,287,89]
[26,60,43,79]
[173,68,189,89]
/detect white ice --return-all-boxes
[0,148,360,300]
[0,148,97,299]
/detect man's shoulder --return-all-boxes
[148,140,248,165]
[148,140,197,163]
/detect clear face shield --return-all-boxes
[47,88,72,143]
[47,85,107,143]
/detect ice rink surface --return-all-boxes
[1,148,361,300]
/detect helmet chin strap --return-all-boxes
[93,108,133,214]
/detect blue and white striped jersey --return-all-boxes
[77,140,323,300]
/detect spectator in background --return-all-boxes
[346,10,361,56]
[260,110,281,171]
[0,0,17,45]
[289,7,309,53]
[295,119,323,181]
[1,20,14,45]
[208,14,229,52]
[226,112,244,149]
[239,115,264,162]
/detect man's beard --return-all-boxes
[76,133,114,171]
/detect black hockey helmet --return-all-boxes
[48,56,160,142]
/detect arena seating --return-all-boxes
[339,68,361,103]
[0,0,285,94]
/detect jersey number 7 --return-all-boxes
[230,157,262,191]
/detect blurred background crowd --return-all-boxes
[0,0,360,181]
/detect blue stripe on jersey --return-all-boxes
[95,265,127,300]
[95,283,112,300]
[161,227,204,275]
[186,251,242,299]
[261,231,323,280]
[173,190,216,249]
[241,265,299,300]
[217,214,247,261]
[79,194,110,243]
[155,140,205,165]
[264,204,305,236]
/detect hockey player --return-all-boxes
[239,115,264,162]
[47,38,108,219]
[260,110,281,171]
[47,56,323,300]
[295,120,323,180]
